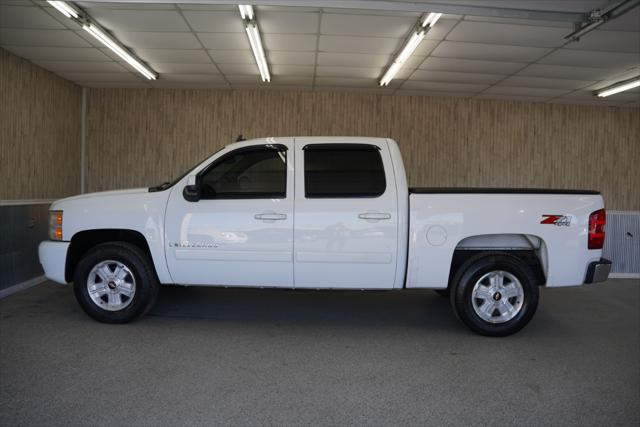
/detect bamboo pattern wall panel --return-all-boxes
[85,89,640,210]
[0,48,81,200]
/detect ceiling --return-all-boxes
[1,0,639,106]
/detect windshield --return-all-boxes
[149,145,226,192]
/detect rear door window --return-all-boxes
[303,144,386,198]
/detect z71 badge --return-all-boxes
[540,215,571,226]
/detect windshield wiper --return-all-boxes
[148,182,171,192]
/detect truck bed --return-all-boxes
[409,187,600,195]
[406,191,604,289]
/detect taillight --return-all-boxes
[588,209,606,249]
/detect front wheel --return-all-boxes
[73,242,159,323]
[450,252,539,336]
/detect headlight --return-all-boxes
[48,210,63,240]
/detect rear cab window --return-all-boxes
[303,144,386,198]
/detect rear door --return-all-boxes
[293,138,399,289]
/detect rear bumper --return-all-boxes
[38,241,70,284]
[584,258,612,284]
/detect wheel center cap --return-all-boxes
[493,292,502,301]
[108,281,117,290]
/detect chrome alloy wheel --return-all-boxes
[87,260,136,311]
[471,270,524,324]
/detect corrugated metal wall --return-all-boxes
[0,48,82,200]
[604,212,640,275]
[85,89,640,211]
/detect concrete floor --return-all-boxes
[1,279,638,426]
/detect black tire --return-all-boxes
[73,242,159,323]
[433,289,449,298]
[450,252,539,337]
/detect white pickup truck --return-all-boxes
[39,137,611,336]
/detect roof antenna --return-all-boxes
[236,134,246,142]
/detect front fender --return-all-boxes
[52,189,173,284]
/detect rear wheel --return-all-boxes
[73,242,159,323]
[450,252,539,336]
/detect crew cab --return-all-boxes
[39,137,611,336]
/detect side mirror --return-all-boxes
[183,175,200,202]
[183,184,200,202]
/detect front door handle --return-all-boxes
[358,212,392,222]
[254,212,287,222]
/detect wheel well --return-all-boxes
[65,229,154,283]
[448,234,548,288]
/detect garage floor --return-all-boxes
[1,279,638,426]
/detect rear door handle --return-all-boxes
[254,212,287,222]
[358,212,392,222]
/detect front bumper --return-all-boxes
[38,240,70,284]
[584,258,612,284]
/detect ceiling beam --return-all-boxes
[75,0,586,23]
[565,0,640,40]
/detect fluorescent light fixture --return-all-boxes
[397,31,425,64]
[380,29,425,86]
[82,24,157,80]
[595,77,640,97]
[238,4,254,20]
[238,5,270,83]
[421,12,442,28]
[47,1,158,81]
[380,62,403,86]
[47,1,78,19]
[245,22,270,82]
[380,13,441,86]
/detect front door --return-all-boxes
[293,138,399,289]
[165,139,294,287]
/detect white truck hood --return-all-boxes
[49,186,171,247]
[50,188,149,210]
